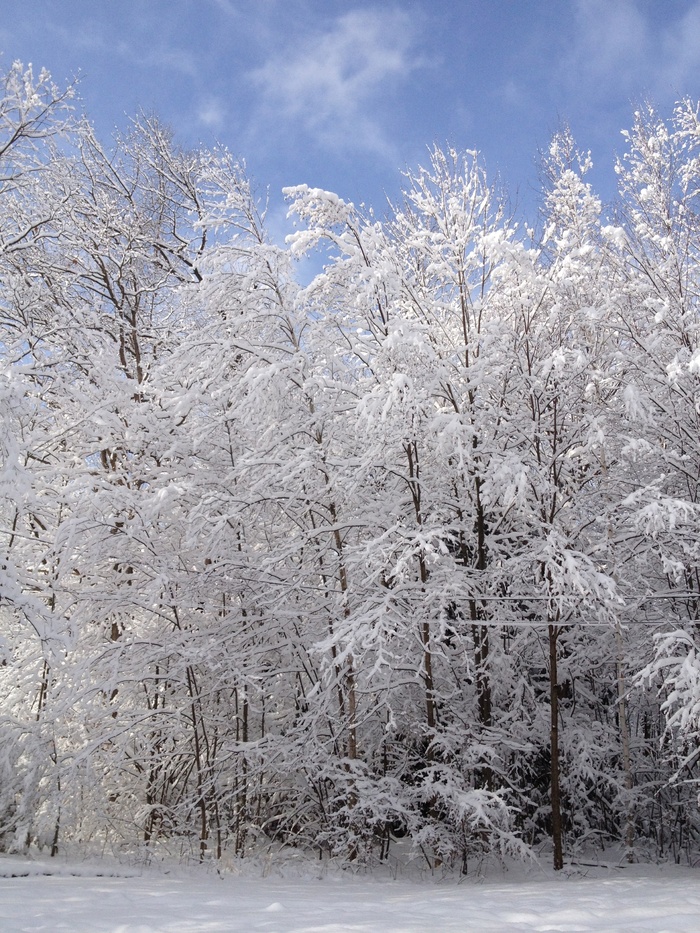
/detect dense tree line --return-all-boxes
[1,62,699,870]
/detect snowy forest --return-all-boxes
[1,61,700,874]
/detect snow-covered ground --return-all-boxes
[1,855,699,932]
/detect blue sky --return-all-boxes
[3,1,700,228]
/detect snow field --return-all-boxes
[1,858,699,932]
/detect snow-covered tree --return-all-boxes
[4,57,700,870]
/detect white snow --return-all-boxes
[1,857,699,932]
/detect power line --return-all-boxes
[450,594,699,602]
[447,619,696,628]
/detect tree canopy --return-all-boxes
[1,62,700,871]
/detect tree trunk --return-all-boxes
[405,441,438,732]
[615,622,635,859]
[549,623,564,871]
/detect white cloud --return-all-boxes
[45,15,198,81]
[139,46,198,80]
[249,9,424,158]
[565,0,700,105]
[197,96,226,130]
[658,3,700,96]
[210,0,236,14]
[567,0,650,95]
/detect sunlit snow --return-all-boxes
[1,857,699,932]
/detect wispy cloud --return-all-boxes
[210,0,236,14]
[42,16,199,81]
[568,0,649,93]
[564,0,700,105]
[197,96,226,131]
[658,2,700,96]
[119,42,198,80]
[249,9,425,159]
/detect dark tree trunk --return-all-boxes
[549,623,564,871]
